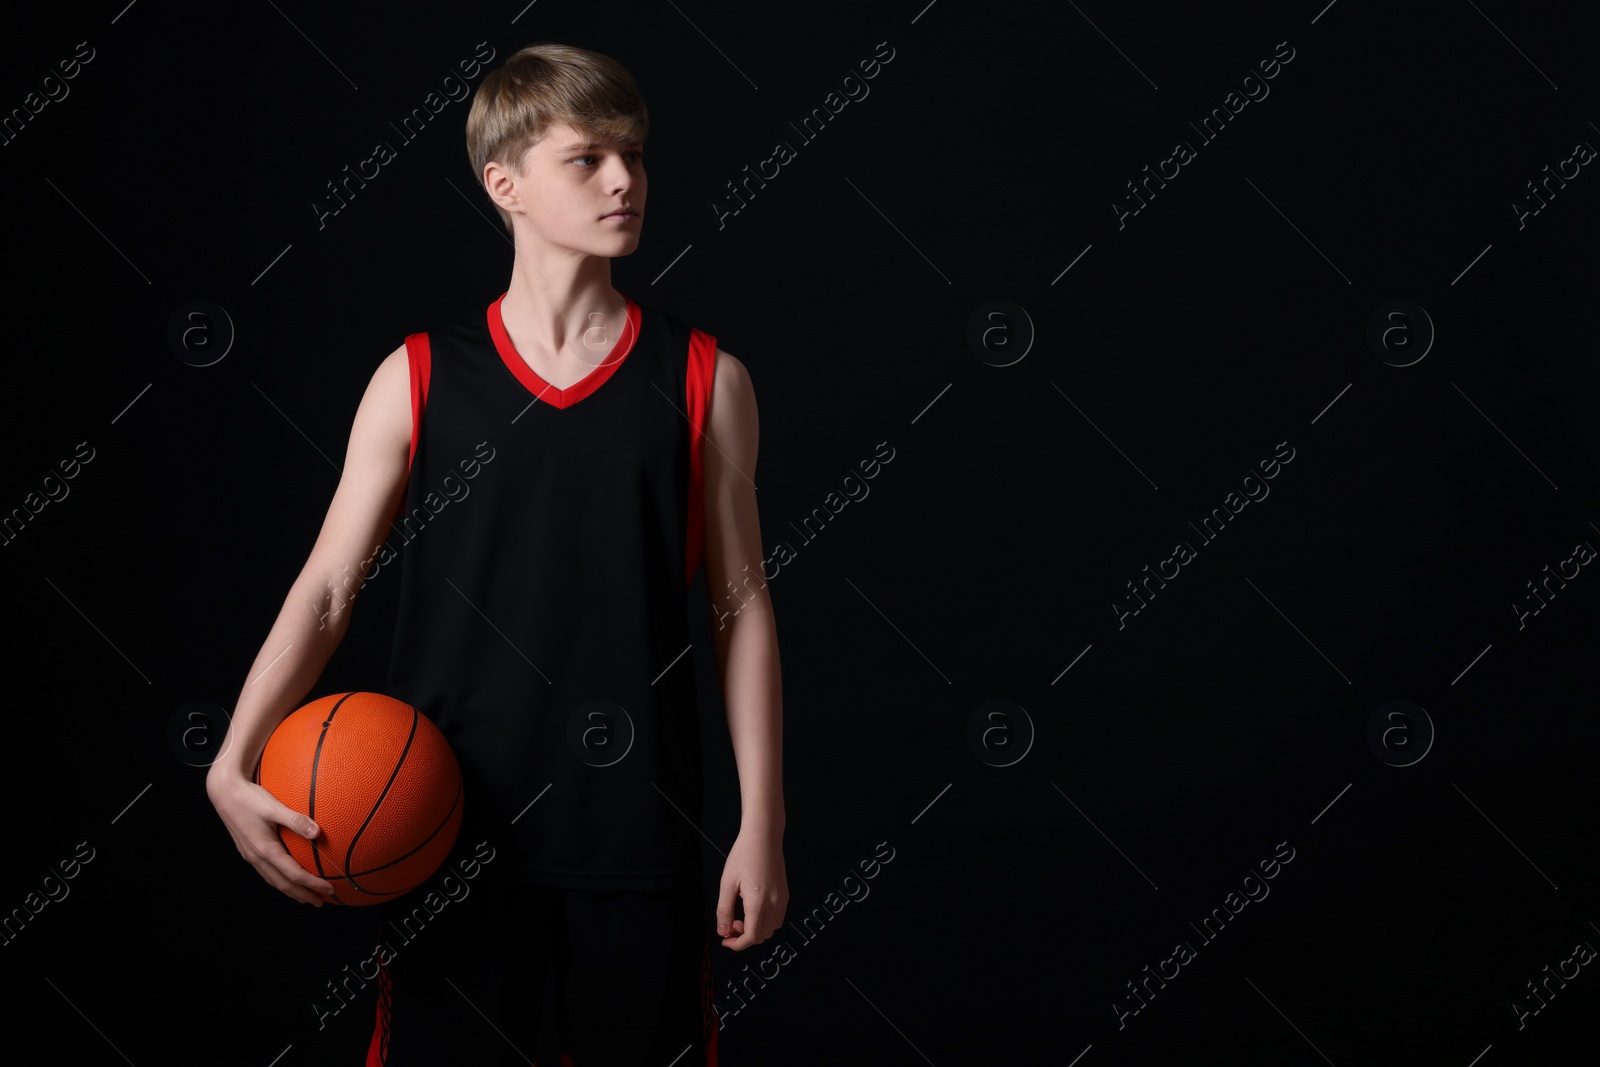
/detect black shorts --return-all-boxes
[364,847,719,1066]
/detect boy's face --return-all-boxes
[510,122,646,256]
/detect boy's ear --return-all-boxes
[483,160,521,215]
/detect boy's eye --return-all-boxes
[572,152,644,166]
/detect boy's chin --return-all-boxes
[535,232,640,257]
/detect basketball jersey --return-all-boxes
[384,290,717,891]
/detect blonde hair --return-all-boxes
[466,42,649,232]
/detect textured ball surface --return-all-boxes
[256,692,463,906]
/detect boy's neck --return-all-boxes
[500,249,626,360]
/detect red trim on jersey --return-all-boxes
[395,332,432,524]
[487,293,641,409]
[702,930,721,1064]
[685,328,718,587]
[404,332,432,470]
[366,947,391,1065]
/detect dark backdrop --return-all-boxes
[1,2,1596,1064]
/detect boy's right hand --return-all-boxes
[206,768,338,907]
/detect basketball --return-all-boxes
[255,691,463,906]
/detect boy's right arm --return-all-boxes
[205,343,413,906]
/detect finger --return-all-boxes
[256,857,325,906]
[270,798,321,842]
[256,824,335,896]
[723,922,761,950]
[269,848,336,897]
[259,804,334,890]
[266,861,326,905]
[742,903,765,942]
[715,876,740,937]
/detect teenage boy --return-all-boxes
[207,40,787,1065]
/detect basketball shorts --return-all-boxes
[364,840,719,1066]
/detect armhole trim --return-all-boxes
[405,332,432,471]
[685,328,717,587]
[397,332,431,524]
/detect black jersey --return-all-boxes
[384,291,716,891]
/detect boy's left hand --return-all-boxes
[716,826,788,950]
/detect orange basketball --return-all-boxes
[255,691,463,906]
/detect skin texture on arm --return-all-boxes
[204,344,413,905]
[703,348,790,950]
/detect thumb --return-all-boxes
[716,874,739,936]
[274,798,320,840]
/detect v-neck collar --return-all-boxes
[487,292,641,409]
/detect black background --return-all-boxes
[1,1,1596,1064]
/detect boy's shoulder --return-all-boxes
[626,291,696,329]
[404,297,490,342]
[631,295,719,349]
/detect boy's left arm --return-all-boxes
[702,347,789,951]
